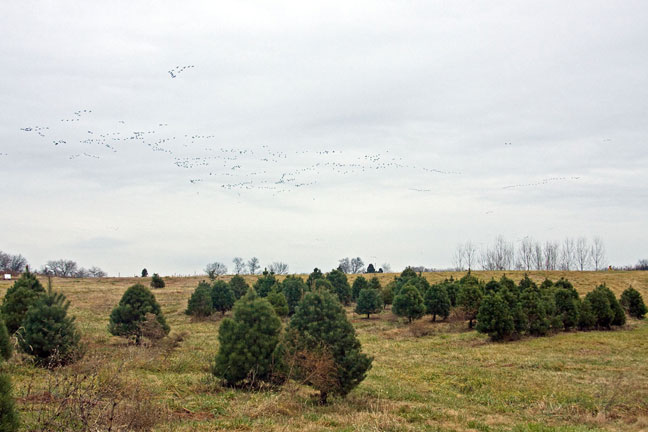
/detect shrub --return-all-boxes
[326,269,352,305]
[1,269,45,333]
[211,281,235,316]
[281,275,306,315]
[186,281,213,317]
[393,284,425,323]
[457,284,484,328]
[578,299,596,330]
[620,286,647,319]
[520,287,550,336]
[109,284,169,343]
[18,289,82,367]
[267,290,289,317]
[584,287,614,328]
[381,282,395,309]
[286,290,372,403]
[476,294,514,341]
[0,318,12,362]
[228,275,249,300]
[554,288,580,330]
[351,276,368,302]
[213,289,283,387]
[254,269,277,297]
[150,273,165,289]
[424,284,451,322]
[597,284,626,326]
[355,289,383,318]
[0,374,19,432]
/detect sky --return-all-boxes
[1,1,647,276]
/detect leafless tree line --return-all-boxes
[39,259,107,278]
[227,257,289,275]
[452,236,607,271]
[0,250,28,274]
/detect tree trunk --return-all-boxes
[367,313,370,319]
[433,314,436,322]
[469,318,474,328]
[319,391,328,405]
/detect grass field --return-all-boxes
[1,270,647,431]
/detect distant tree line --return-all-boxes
[39,259,106,278]
[0,251,28,274]
[453,236,608,271]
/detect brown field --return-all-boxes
[1,270,647,431]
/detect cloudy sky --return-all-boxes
[1,1,647,276]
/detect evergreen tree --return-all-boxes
[186,281,213,317]
[518,274,537,291]
[314,278,335,294]
[254,269,277,297]
[228,275,249,300]
[392,284,425,323]
[499,274,517,292]
[306,268,324,289]
[326,269,352,305]
[520,287,550,336]
[1,268,45,333]
[424,284,451,322]
[211,281,235,316]
[578,298,596,330]
[0,374,19,432]
[444,277,460,307]
[484,279,501,295]
[355,288,383,318]
[554,288,580,330]
[109,284,169,343]
[351,276,369,302]
[366,264,376,273]
[381,282,394,309]
[584,287,614,328]
[476,293,514,340]
[267,290,289,317]
[18,288,82,366]
[281,275,306,315]
[0,318,12,362]
[597,284,626,326]
[287,290,372,403]
[213,289,283,386]
[620,286,647,319]
[540,278,554,290]
[554,278,577,297]
[150,273,165,289]
[141,268,148,277]
[457,283,483,328]
[368,276,382,291]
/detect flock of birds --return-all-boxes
[11,64,585,199]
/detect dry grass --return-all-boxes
[0,271,647,431]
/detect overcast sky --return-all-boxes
[1,1,647,276]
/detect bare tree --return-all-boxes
[268,261,289,275]
[205,262,228,279]
[532,241,544,270]
[75,267,90,278]
[247,257,260,275]
[574,237,590,271]
[337,258,351,273]
[559,237,575,270]
[350,257,365,274]
[518,237,534,271]
[0,251,28,273]
[452,244,465,271]
[464,241,477,270]
[543,241,559,270]
[46,259,79,277]
[591,237,606,271]
[381,262,392,273]
[232,257,245,275]
[87,266,107,277]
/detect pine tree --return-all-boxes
[620,286,647,319]
[484,279,501,295]
[109,284,169,343]
[368,276,382,291]
[520,287,550,336]
[351,276,369,302]
[476,293,514,340]
[186,281,213,317]
[141,268,148,277]
[392,284,425,323]
[0,374,19,432]
[554,288,580,330]
[0,318,12,362]
[254,269,277,297]
[281,275,306,315]
[18,288,82,366]
[1,268,45,333]
[424,284,451,322]
[213,289,283,386]
[211,281,235,316]
[326,269,352,305]
[381,282,394,309]
[355,288,382,318]
[306,268,324,289]
[267,290,289,317]
[228,275,249,300]
[578,298,596,330]
[584,287,614,329]
[596,284,626,326]
[287,290,372,403]
[457,284,484,328]
[150,273,165,289]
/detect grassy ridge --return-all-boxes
[0,271,647,431]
